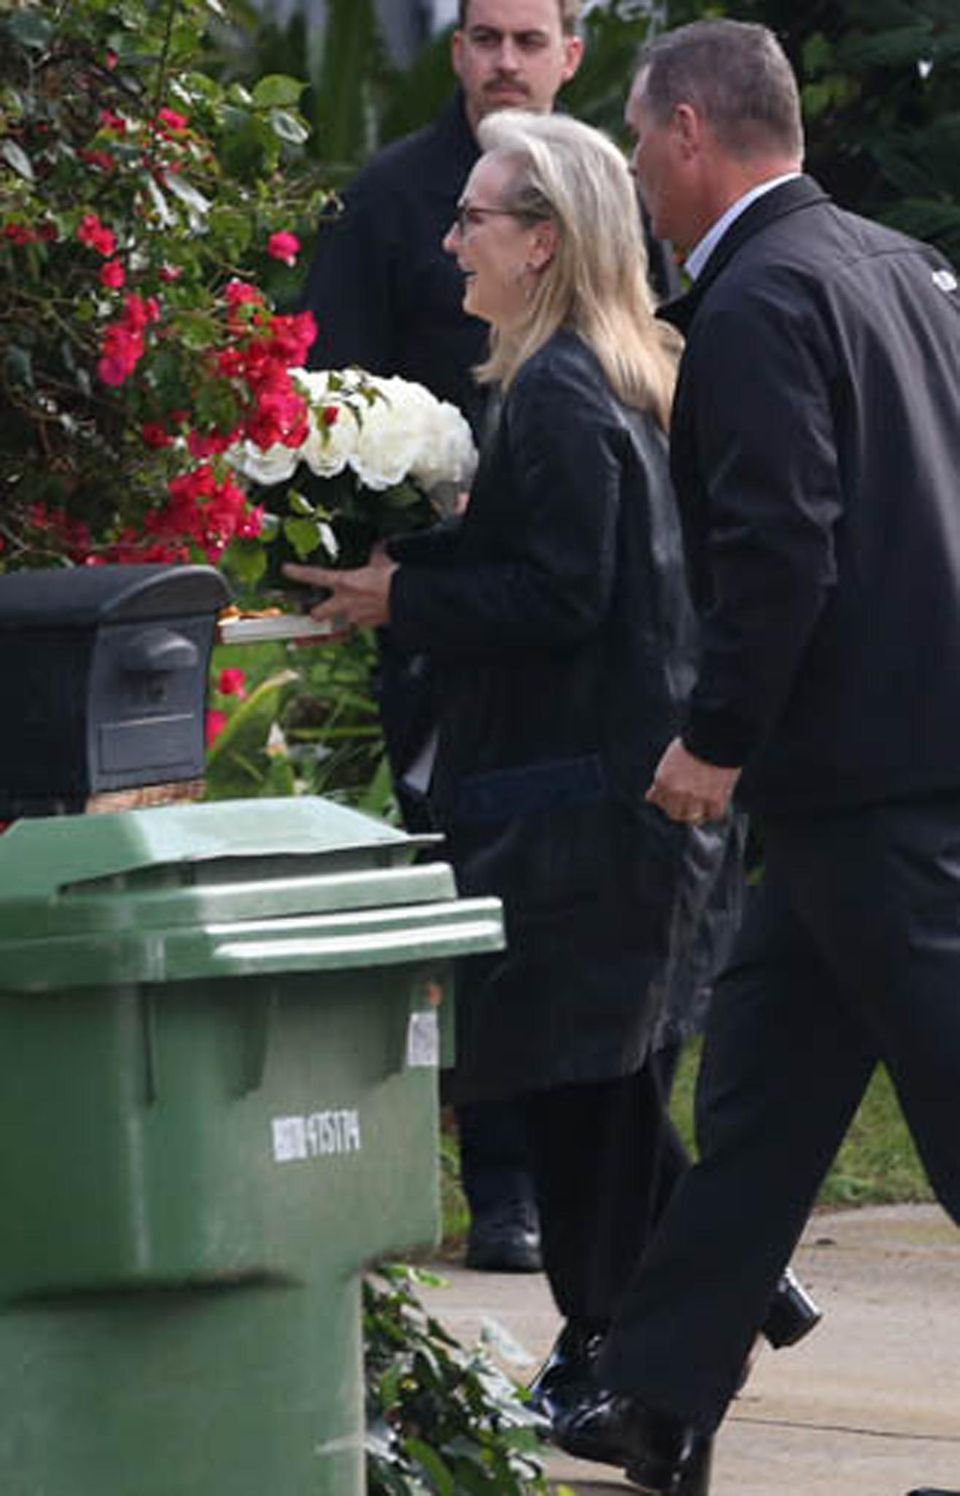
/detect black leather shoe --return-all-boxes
[464,1205,542,1272]
[905,1489,960,1494]
[762,1265,822,1348]
[556,1389,709,1494]
[527,1320,605,1424]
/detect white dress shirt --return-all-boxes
[685,173,801,281]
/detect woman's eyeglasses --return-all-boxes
[454,204,529,236]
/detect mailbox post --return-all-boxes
[0,564,229,816]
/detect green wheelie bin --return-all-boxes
[0,796,503,1495]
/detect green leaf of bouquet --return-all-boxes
[2,141,34,181]
[381,480,425,511]
[204,670,298,800]
[288,489,316,517]
[284,515,323,560]
[252,75,305,109]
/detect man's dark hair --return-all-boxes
[457,0,581,36]
[636,19,804,160]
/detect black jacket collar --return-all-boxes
[659,175,831,335]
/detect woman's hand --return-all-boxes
[282,549,398,632]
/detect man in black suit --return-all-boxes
[555,18,960,1493]
[301,0,592,1276]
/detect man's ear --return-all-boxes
[451,29,464,83]
[672,102,703,160]
[561,34,585,85]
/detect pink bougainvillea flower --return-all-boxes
[267,230,300,267]
[187,428,239,459]
[79,149,117,173]
[3,222,38,245]
[99,259,125,289]
[218,667,247,698]
[206,710,228,747]
[96,294,159,386]
[157,107,189,132]
[77,213,117,257]
[98,110,127,134]
[159,263,183,283]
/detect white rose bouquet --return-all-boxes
[226,367,477,579]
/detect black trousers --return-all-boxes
[598,796,960,1432]
[520,1046,687,1326]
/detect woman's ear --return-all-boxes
[527,218,558,272]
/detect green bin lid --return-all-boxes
[0,798,505,990]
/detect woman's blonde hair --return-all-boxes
[474,111,679,429]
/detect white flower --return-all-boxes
[231,438,299,486]
[226,366,477,496]
[350,375,429,490]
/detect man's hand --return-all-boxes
[283,548,397,632]
[646,737,741,825]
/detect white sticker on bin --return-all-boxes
[271,1110,362,1163]
[406,1009,439,1068]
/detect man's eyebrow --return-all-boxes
[468,25,551,41]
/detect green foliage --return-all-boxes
[204,636,395,817]
[682,0,960,262]
[563,0,658,141]
[0,0,328,556]
[205,667,299,798]
[669,1041,934,1209]
[364,1264,560,1496]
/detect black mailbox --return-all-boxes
[0,565,231,817]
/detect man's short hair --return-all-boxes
[636,19,804,161]
[457,0,582,35]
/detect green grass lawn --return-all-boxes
[661,1041,932,1209]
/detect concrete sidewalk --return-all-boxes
[417,1204,960,1495]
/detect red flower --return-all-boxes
[97,295,158,386]
[206,710,228,747]
[187,428,239,459]
[77,213,116,257]
[99,259,125,289]
[267,230,300,267]
[79,149,117,174]
[98,110,127,134]
[3,222,38,246]
[141,422,173,449]
[157,107,189,132]
[218,667,247,698]
[323,405,339,427]
[159,264,183,283]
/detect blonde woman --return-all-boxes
[286,111,812,1492]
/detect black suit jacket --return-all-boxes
[661,176,960,814]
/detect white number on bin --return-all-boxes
[271,1110,362,1163]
